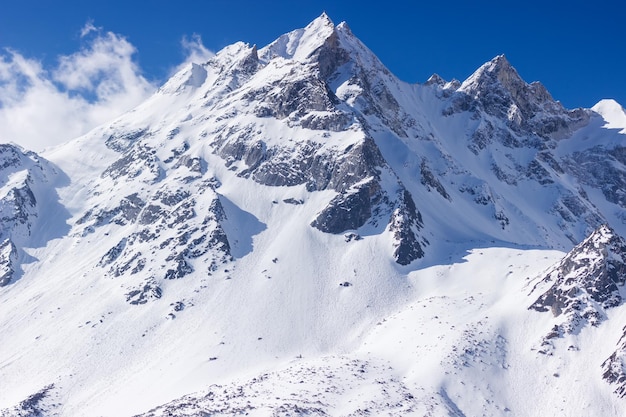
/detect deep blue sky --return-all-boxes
[1,0,624,109]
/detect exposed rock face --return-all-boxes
[105,128,148,152]
[603,328,626,398]
[311,179,380,233]
[0,146,39,244]
[87,177,232,302]
[529,225,626,346]
[102,143,164,184]
[125,278,163,305]
[389,189,425,265]
[0,384,58,417]
[0,239,17,286]
[420,160,450,201]
[78,130,233,304]
[564,146,626,209]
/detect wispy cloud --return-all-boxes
[80,20,98,38]
[0,26,156,152]
[180,33,214,68]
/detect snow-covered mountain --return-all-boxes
[2,13,626,416]
[0,144,68,286]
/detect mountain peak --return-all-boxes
[425,73,445,86]
[491,53,511,67]
[588,223,621,244]
[258,13,336,62]
[592,99,626,132]
[593,98,625,113]
[336,20,351,33]
[452,54,590,138]
[313,11,334,28]
[459,54,525,97]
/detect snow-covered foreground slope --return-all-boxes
[7,240,626,417]
[128,247,626,417]
[1,13,626,416]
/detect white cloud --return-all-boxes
[80,20,98,38]
[0,28,156,152]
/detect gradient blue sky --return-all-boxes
[1,0,623,109]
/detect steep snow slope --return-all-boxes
[136,245,626,417]
[1,13,626,416]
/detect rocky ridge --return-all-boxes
[530,224,626,334]
[0,144,63,286]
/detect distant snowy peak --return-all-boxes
[529,224,626,347]
[593,99,626,133]
[425,73,445,86]
[425,73,459,89]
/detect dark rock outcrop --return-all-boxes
[0,239,18,286]
[125,278,163,305]
[602,327,626,398]
[389,190,425,265]
[311,180,379,233]
[0,384,58,417]
[565,146,626,209]
[530,225,626,334]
